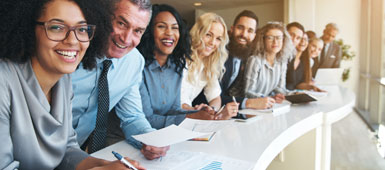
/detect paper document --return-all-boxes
[303,90,328,99]
[129,150,253,170]
[132,125,209,147]
[178,118,233,141]
[239,100,291,116]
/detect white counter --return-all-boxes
[92,85,355,170]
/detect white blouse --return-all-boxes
[180,66,221,106]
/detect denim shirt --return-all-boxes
[140,59,189,129]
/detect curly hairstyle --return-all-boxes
[137,4,191,76]
[0,0,112,70]
[253,22,294,63]
[188,12,229,85]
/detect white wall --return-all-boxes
[196,1,283,29]
[286,0,361,94]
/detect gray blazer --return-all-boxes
[0,60,88,170]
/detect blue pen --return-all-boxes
[112,151,138,170]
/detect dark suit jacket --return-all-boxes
[312,41,342,77]
[192,56,245,109]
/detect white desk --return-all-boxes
[92,85,355,170]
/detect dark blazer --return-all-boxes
[192,56,245,109]
[312,41,342,77]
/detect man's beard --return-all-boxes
[227,35,255,60]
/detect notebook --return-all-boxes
[285,93,317,104]
[314,68,343,85]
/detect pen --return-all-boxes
[216,105,225,114]
[232,96,237,103]
[112,151,138,170]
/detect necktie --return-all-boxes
[89,60,112,153]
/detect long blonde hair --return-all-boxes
[187,12,229,85]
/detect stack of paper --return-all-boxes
[132,125,210,147]
[238,100,291,116]
[128,150,253,170]
[178,118,233,141]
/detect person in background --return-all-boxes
[136,4,205,129]
[312,23,342,76]
[181,13,238,120]
[194,10,275,112]
[236,22,293,102]
[296,38,325,91]
[286,22,306,90]
[287,22,304,48]
[0,0,144,169]
[306,30,317,40]
[71,0,169,160]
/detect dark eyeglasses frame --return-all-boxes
[36,21,96,42]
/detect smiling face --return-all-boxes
[287,26,303,47]
[199,22,224,58]
[153,11,180,57]
[107,0,150,59]
[296,34,308,52]
[308,39,324,58]
[264,28,283,55]
[322,28,338,44]
[231,16,257,46]
[33,0,89,77]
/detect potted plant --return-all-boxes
[335,39,356,81]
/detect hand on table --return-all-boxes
[141,144,170,160]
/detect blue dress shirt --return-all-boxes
[71,48,154,148]
[140,59,189,129]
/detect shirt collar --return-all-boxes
[148,57,172,71]
[96,56,118,70]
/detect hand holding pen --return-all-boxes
[214,96,239,120]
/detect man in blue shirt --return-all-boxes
[71,0,169,160]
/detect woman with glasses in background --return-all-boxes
[0,0,143,169]
[232,22,293,105]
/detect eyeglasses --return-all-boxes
[264,35,283,42]
[36,21,96,42]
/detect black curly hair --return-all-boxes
[137,4,191,76]
[0,0,112,70]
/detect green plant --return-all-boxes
[335,39,356,81]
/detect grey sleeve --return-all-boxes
[0,71,19,170]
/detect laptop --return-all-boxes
[314,68,344,85]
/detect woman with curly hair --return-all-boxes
[137,4,196,129]
[235,22,294,104]
[0,0,143,169]
[180,13,238,120]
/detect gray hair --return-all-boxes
[111,0,152,14]
[325,23,339,32]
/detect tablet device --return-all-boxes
[314,68,343,85]
[285,93,317,104]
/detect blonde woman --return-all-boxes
[237,22,293,105]
[181,13,238,120]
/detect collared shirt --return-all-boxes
[71,48,154,148]
[140,58,189,129]
[243,55,288,98]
